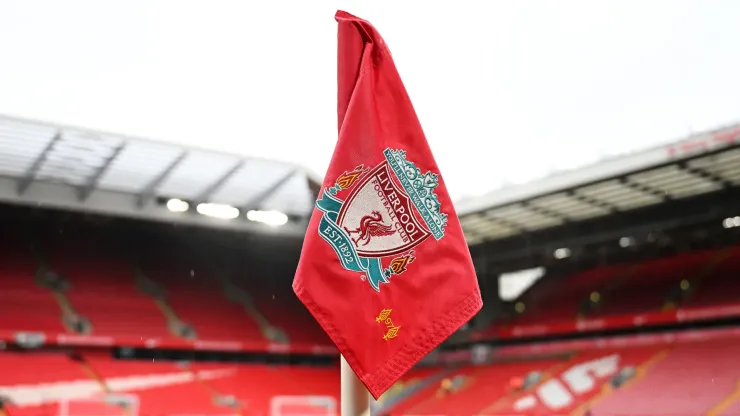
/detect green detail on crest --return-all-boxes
[315,149,447,292]
[383,148,447,240]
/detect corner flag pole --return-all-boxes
[341,355,370,415]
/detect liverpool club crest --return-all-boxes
[315,149,448,292]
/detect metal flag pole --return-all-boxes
[341,355,370,415]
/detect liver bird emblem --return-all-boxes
[344,211,396,246]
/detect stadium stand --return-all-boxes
[45,239,171,340]
[246,278,331,346]
[589,250,712,316]
[0,215,328,353]
[470,244,740,344]
[0,350,339,416]
[588,339,740,415]
[684,247,740,307]
[0,236,64,335]
[0,115,739,415]
[528,249,725,319]
[372,334,740,415]
[372,367,450,414]
[507,264,625,323]
[0,351,94,416]
[84,354,236,415]
[5,333,740,415]
[139,257,266,345]
[199,362,339,415]
[392,358,566,415]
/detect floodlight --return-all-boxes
[166,199,189,213]
[196,203,239,220]
[247,210,289,227]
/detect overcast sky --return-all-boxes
[0,1,738,201]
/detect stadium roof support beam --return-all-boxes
[242,169,297,211]
[462,216,492,240]
[193,160,245,202]
[521,201,569,223]
[619,177,670,201]
[484,213,526,233]
[17,132,62,195]
[678,162,733,189]
[78,142,126,202]
[137,150,189,208]
[566,190,618,213]
[244,170,297,212]
[475,196,740,268]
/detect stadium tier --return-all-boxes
[374,333,740,415]
[4,220,740,352]
[0,220,331,354]
[0,115,738,415]
[473,246,740,341]
[0,241,64,334]
[0,350,339,416]
[3,333,740,415]
[2,235,740,416]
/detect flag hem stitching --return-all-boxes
[293,278,482,399]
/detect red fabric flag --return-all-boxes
[293,10,482,399]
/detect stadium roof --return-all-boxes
[3,113,738,244]
[457,122,740,245]
[0,114,322,237]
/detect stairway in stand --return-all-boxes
[221,280,288,344]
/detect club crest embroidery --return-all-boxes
[315,148,448,292]
[376,308,400,341]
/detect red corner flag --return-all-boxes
[293,10,482,399]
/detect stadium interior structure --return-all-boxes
[0,113,739,416]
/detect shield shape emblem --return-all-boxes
[337,162,431,258]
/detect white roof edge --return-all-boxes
[0,112,315,174]
[456,121,740,215]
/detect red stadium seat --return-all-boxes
[510,264,626,324]
[686,247,740,307]
[0,238,63,334]
[590,340,740,415]
[0,351,96,416]
[247,279,331,346]
[592,251,713,316]
[142,261,268,347]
